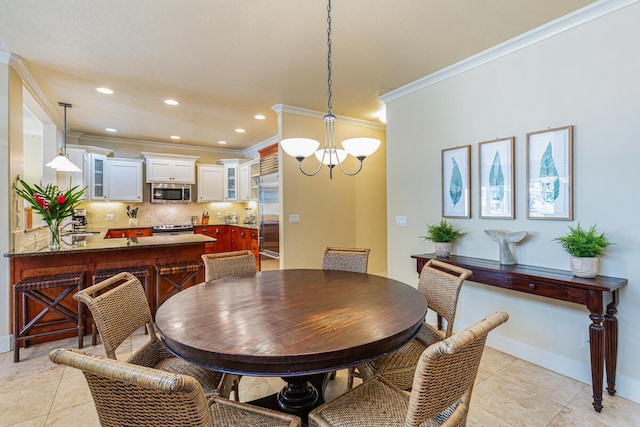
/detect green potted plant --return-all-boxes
[421,219,466,257]
[554,223,612,278]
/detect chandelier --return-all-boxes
[280,0,381,179]
[46,102,81,172]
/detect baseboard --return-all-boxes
[484,330,640,404]
[0,334,11,354]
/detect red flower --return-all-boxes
[56,194,67,205]
[34,194,48,209]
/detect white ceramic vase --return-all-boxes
[434,242,451,258]
[570,256,599,278]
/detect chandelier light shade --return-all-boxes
[46,102,81,173]
[280,0,381,179]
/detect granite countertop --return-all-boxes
[194,223,259,230]
[5,232,216,258]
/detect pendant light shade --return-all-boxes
[47,102,81,173]
[280,0,380,179]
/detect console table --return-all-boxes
[412,253,627,413]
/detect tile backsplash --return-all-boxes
[83,200,257,229]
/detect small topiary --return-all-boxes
[421,219,466,243]
[554,223,611,258]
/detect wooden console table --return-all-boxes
[412,253,627,413]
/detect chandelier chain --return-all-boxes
[326,0,332,116]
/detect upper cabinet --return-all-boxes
[60,145,113,201]
[197,164,224,202]
[107,158,143,202]
[219,159,239,201]
[142,152,199,184]
[239,159,259,202]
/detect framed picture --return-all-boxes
[478,137,515,219]
[442,145,471,218]
[526,125,573,220]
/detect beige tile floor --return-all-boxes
[1,333,638,426]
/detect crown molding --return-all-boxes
[243,135,279,156]
[381,0,639,104]
[271,104,386,131]
[8,54,62,125]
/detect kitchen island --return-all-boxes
[5,232,216,346]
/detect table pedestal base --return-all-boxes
[250,374,328,426]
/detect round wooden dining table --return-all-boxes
[155,269,427,417]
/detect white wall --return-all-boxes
[386,3,640,403]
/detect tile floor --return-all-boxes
[1,332,638,426]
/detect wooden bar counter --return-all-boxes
[5,232,216,346]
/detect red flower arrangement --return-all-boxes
[14,177,86,248]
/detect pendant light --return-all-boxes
[46,102,81,172]
[280,0,380,179]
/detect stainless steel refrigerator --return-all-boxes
[259,172,279,259]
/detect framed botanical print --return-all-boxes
[526,126,573,220]
[478,137,515,219]
[442,145,471,218]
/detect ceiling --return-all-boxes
[0,0,596,151]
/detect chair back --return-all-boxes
[405,311,509,427]
[50,348,214,427]
[74,272,155,359]
[201,250,257,281]
[322,247,370,273]
[418,259,472,338]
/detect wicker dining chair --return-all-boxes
[309,311,509,427]
[322,247,370,274]
[74,272,239,400]
[50,348,301,427]
[201,250,257,282]
[349,259,472,390]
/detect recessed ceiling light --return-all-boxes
[235,128,245,133]
[218,140,228,145]
[254,114,266,120]
[170,135,181,140]
[164,99,180,106]
[105,128,117,133]
[96,87,114,95]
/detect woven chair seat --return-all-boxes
[322,247,370,274]
[154,261,203,313]
[309,312,509,427]
[155,261,202,275]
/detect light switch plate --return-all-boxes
[107,214,115,221]
[395,216,407,227]
[289,214,300,224]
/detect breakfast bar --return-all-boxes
[5,232,216,346]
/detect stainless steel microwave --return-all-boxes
[150,183,191,203]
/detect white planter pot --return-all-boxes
[434,242,451,258]
[570,256,599,278]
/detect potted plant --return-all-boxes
[554,223,611,278]
[421,219,466,257]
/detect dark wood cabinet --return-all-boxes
[195,225,258,269]
[194,225,230,253]
[104,228,153,239]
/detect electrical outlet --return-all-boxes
[288,214,300,224]
[581,333,590,349]
[106,214,115,221]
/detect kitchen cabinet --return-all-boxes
[194,225,230,253]
[197,164,224,202]
[238,160,259,202]
[219,159,239,201]
[88,153,108,200]
[107,158,143,202]
[230,226,251,252]
[104,227,153,239]
[250,228,260,270]
[142,152,199,184]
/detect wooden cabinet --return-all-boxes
[194,225,230,253]
[142,152,199,184]
[107,158,143,202]
[230,226,250,251]
[250,229,260,270]
[104,228,153,239]
[197,164,224,202]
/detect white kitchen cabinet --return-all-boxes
[219,159,239,201]
[107,158,143,202]
[238,159,259,201]
[88,153,108,200]
[142,152,199,184]
[197,164,224,202]
[58,146,113,201]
